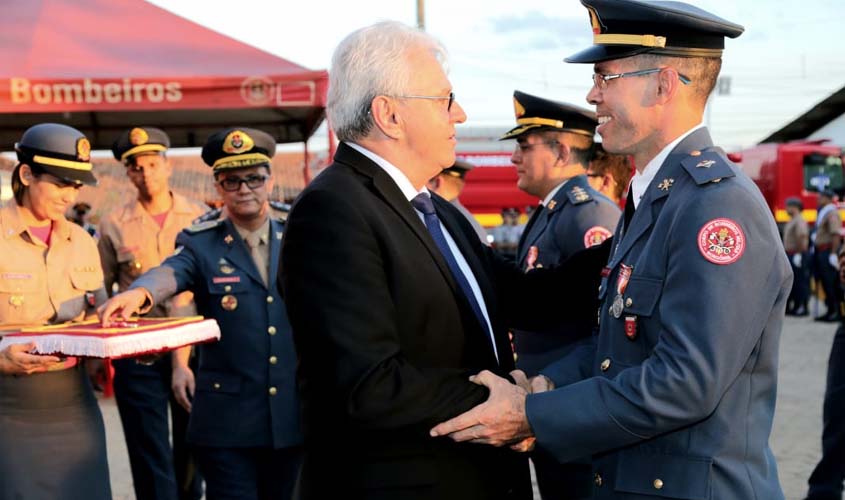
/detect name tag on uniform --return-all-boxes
[212,276,241,284]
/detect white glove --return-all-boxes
[792,253,802,267]
[830,252,839,269]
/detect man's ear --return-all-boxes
[655,67,682,103]
[555,142,571,166]
[427,176,442,191]
[19,164,34,186]
[370,95,403,140]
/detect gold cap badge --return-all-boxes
[129,127,149,146]
[76,138,91,161]
[223,130,254,154]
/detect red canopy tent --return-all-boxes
[0,0,329,152]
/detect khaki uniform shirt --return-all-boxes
[815,206,842,247]
[98,193,206,317]
[783,215,809,254]
[0,201,106,327]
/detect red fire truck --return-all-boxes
[455,151,535,227]
[731,140,845,224]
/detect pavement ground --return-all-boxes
[100,312,838,500]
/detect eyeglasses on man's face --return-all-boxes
[393,92,455,111]
[591,67,692,90]
[218,174,268,192]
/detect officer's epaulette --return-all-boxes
[566,184,593,205]
[193,207,223,225]
[681,149,736,185]
[185,219,222,234]
[269,200,291,222]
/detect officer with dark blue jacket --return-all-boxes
[502,91,620,499]
[99,127,301,500]
[430,2,792,499]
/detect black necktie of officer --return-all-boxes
[411,193,496,358]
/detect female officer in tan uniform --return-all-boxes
[0,123,111,499]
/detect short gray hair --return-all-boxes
[327,21,449,143]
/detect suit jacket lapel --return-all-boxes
[517,205,551,263]
[334,144,461,295]
[268,219,284,291]
[608,128,715,269]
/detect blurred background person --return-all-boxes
[98,127,206,500]
[784,196,810,316]
[427,159,488,243]
[586,142,633,205]
[490,207,521,258]
[0,123,110,499]
[69,201,98,238]
[814,189,842,322]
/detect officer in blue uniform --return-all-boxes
[502,90,620,499]
[99,127,301,500]
[430,2,793,499]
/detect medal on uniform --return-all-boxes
[221,294,238,311]
[610,263,633,318]
[624,316,638,340]
[218,258,235,275]
[9,295,23,307]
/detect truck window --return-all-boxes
[804,153,844,193]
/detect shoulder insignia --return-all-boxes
[193,207,223,225]
[567,185,593,205]
[681,149,736,186]
[185,220,222,234]
[697,218,745,265]
[584,226,613,248]
[269,200,291,222]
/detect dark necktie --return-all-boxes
[411,193,497,360]
[623,188,635,232]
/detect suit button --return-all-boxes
[267,295,274,303]
[594,473,603,487]
[625,297,633,307]
[213,382,221,390]
[224,285,232,292]
[269,387,278,396]
[653,478,664,490]
[600,358,611,372]
[268,326,277,335]
[269,356,278,365]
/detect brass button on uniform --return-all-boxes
[625,297,633,307]
[269,356,278,365]
[653,479,664,490]
[269,387,278,396]
[594,473,603,487]
[268,326,277,335]
[266,295,274,303]
[600,358,611,372]
[213,382,221,390]
[224,285,232,292]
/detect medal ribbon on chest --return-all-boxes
[610,263,632,319]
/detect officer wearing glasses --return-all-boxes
[98,127,302,500]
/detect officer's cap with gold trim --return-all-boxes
[442,159,475,179]
[201,127,276,172]
[566,0,744,64]
[112,127,170,163]
[500,91,597,141]
[15,123,97,186]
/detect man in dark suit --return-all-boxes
[279,20,605,500]
[503,92,620,499]
[100,128,301,500]
[432,2,792,499]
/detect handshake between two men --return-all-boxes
[430,368,555,453]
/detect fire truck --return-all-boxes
[454,151,535,228]
[731,140,845,224]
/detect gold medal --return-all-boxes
[221,294,238,311]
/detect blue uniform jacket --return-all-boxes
[527,128,792,499]
[131,217,301,449]
[514,175,620,376]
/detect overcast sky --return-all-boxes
[150,0,845,150]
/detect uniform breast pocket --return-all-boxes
[118,251,145,279]
[621,276,663,318]
[196,370,243,396]
[0,273,40,323]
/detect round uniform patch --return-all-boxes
[697,218,746,265]
[583,226,613,248]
